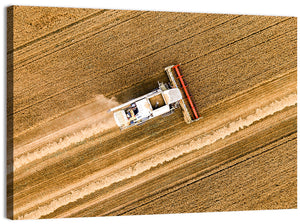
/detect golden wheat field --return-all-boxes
[7,6,297,219]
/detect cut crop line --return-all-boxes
[16,93,297,219]
[13,96,119,171]
[119,131,297,216]
[13,118,184,192]
[29,121,300,218]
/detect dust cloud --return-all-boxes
[14,95,119,171]
[18,93,297,219]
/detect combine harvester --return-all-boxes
[109,65,200,130]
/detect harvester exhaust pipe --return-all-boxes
[173,65,199,119]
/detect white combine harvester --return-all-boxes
[109,65,200,130]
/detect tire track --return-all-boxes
[12,11,149,71]
[11,15,239,116]
[10,10,108,54]
[13,95,119,171]
[89,110,296,217]
[184,17,293,65]
[13,10,204,70]
[10,10,199,107]
[13,68,296,201]
[11,9,297,219]
[15,93,296,219]
[12,114,183,184]
[11,15,292,137]
[119,132,297,216]
[84,17,291,100]
[112,21,296,98]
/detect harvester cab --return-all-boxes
[109,65,200,130]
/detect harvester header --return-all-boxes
[165,64,200,123]
[109,64,201,130]
[172,64,199,120]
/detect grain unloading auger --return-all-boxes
[109,64,201,130]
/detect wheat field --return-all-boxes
[7,6,297,219]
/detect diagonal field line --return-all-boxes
[10,15,239,116]
[13,95,119,171]
[16,93,297,219]
[9,10,108,54]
